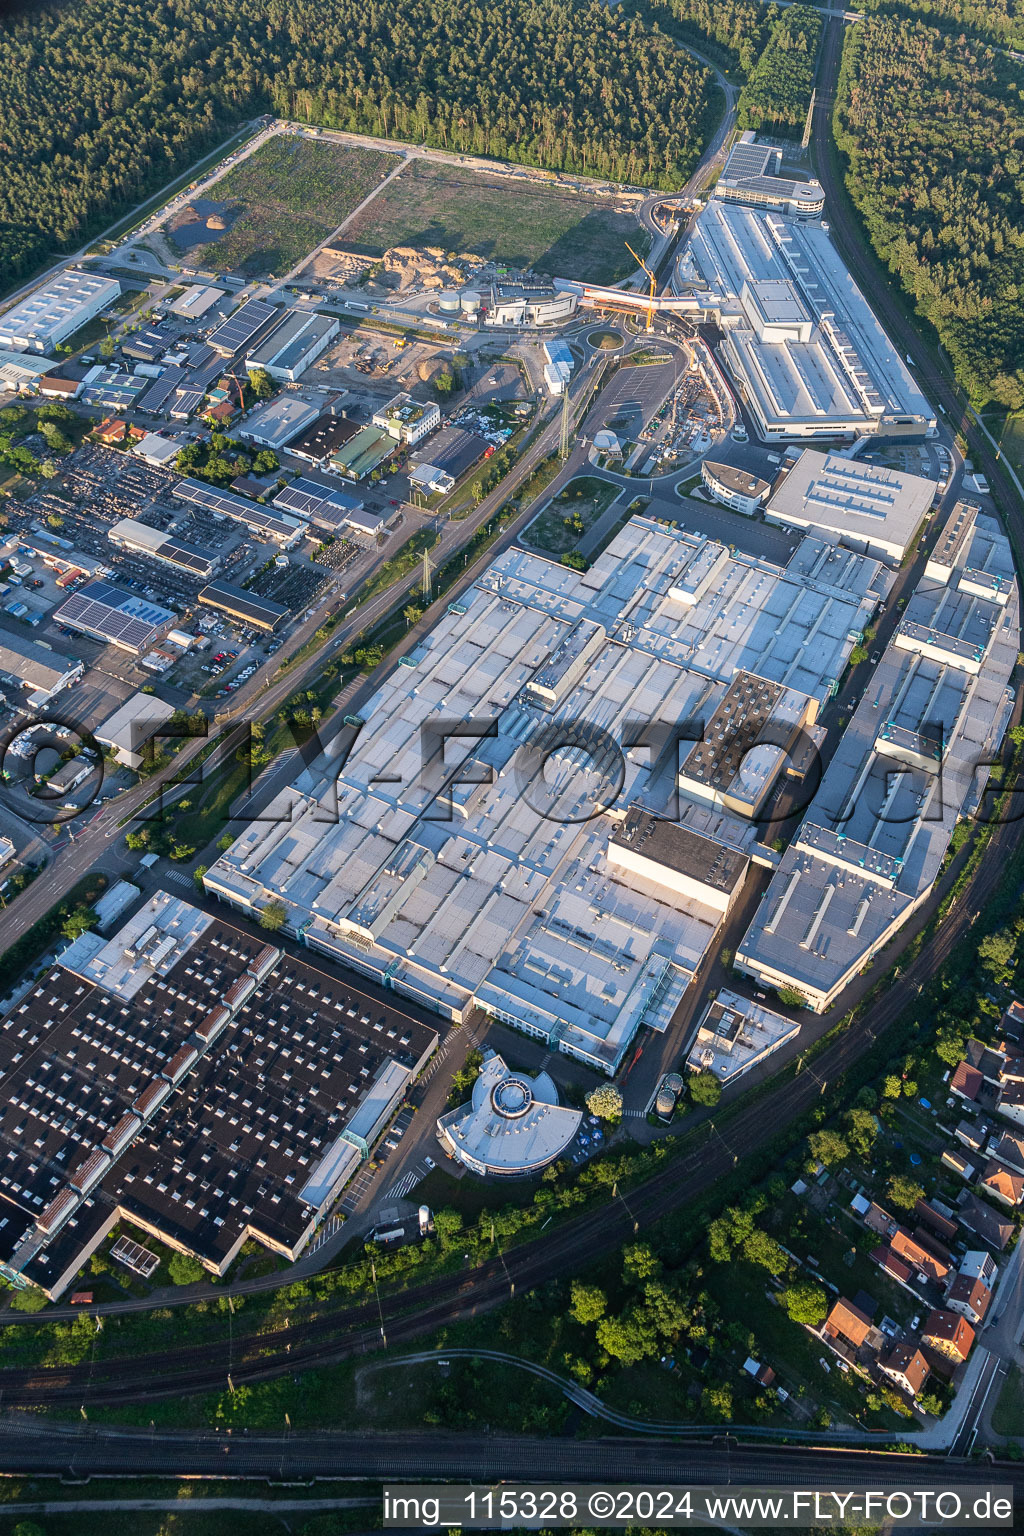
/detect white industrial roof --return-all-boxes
[205,515,886,1071]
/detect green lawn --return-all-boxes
[344,160,644,282]
[175,136,399,276]
[523,475,620,556]
[991,1363,1024,1440]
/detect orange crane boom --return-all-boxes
[624,240,657,332]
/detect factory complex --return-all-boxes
[0,270,121,354]
[204,514,889,1074]
[677,199,935,441]
[0,893,438,1299]
[737,502,1018,1011]
[437,1053,582,1177]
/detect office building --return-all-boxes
[0,270,120,354]
[686,989,800,1085]
[372,394,441,446]
[701,459,772,516]
[484,280,577,327]
[714,133,824,219]
[437,1053,582,1177]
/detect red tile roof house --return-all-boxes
[820,1298,884,1366]
[950,1061,984,1103]
[879,1342,931,1399]
[921,1309,975,1364]
[979,1159,1024,1207]
[945,1274,992,1329]
[871,1245,913,1288]
[889,1227,950,1285]
[94,416,127,445]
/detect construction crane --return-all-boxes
[624,240,657,333]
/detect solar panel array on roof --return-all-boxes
[273,477,361,520]
[170,388,204,417]
[54,581,174,653]
[158,539,216,576]
[137,367,186,413]
[207,299,280,356]
[172,478,302,541]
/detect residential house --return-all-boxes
[950,1061,984,1103]
[879,1342,931,1398]
[889,1228,950,1285]
[990,1132,1024,1174]
[945,1274,992,1329]
[997,1080,1024,1127]
[914,1198,958,1244]
[921,1309,975,1364]
[958,1194,1014,1251]
[863,1202,896,1237]
[979,1159,1024,1208]
[1000,999,1024,1044]
[95,417,127,445]
[871,1245,913,1287]
[968,1037,1024,1087]
[941,1147,977,1181]
[959,1250,999,1287]
[954,1119,990,1154]
[821,1297,879,1361]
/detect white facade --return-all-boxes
[0,270,121,354]
[372,394,441,445]
[701,459,771,516]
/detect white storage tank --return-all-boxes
[438,290,460,313]
[460,289,482,316]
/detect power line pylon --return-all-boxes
[421,547,434,601]
[801,89,815,151]
[559,385,572,460]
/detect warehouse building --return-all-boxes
[736,506,1019,1011]
[0,270,121,355]
[765,450,936,566]
[198,580,288,632]
[95,692,177,770]
[372,393,441,446]
[52,581,176,656]
[0,631,83,704]
[206,298,280,357]
[676,202,935,440]
[240,394,323,450]
[287,410,361,467]
[132,432,184,468]
[170,285,225,320]
[330,425,395,481]
[203,517,886,1073]
[409,427,489,495]
[107,518,219,580]
[246,311,339,382]
[0,893,437,1299]
[0,350,50,392]
[438,1053,582,1177]
[714,134,824,219]
[171,479,304,547]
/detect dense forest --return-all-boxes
[857,0,1024,49]
[644,0,769,72]
[834,14,1024,406]
[737,6,822,135]
[0,0,718,288]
